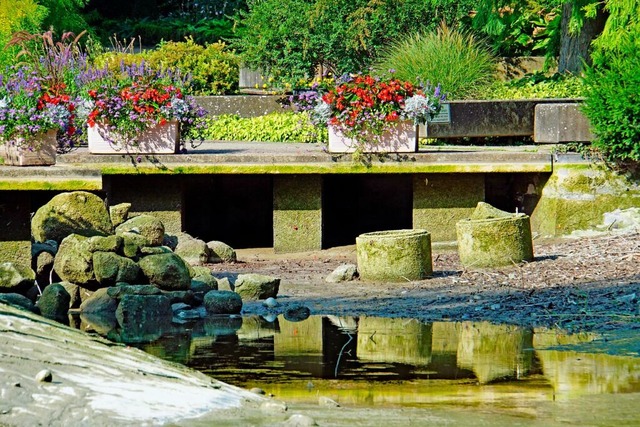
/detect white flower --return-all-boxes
[403,94,437,125]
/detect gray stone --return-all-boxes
[0,293,36,312]
[79,288,118,314]
[93,252,141,287]
[284,305,311,322]
[206,241,237,263]
[115,294,172,329]
[36,283,71,319]
[35,369,53,383]
[175,233,211,266]
[31,191,113,244]
[107,285,162,299]
[216,277,233,292]
[234,273,280,301]
[283,414,317,426]
[109,203,131,228]
[115,215,165,247]
[325,264,358,283]
[138,253,191,291]
[191,269,218,293]
[0,262,36,293]
[175,307,206,320]
[162,234,179,251]
[59,281,81,309]
[203,290,243,315]
[31,240,57,258]
[319,396,340,407]
[162,290,197,306]
[262,297,278,308]
[34,251,55,287]
[53,234,95,287]
[260,400,288,413]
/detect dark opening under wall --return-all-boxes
[183,175,273,248]
[485,173,550,216]
[322,174,413,248]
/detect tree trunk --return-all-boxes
[558,2,607,74]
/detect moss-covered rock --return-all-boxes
[31,191,113,243]
[0,262,36,293]
[36,283,71,319]
[203,290,243,314]
[0,293,36,312]
[456,203,533,268]
[356,229,432,282]
[93,252,142,287]
[79,287,118,314]
[109,203,131,228]
[115,215,165,247]
[234,274,280,300]
[87,235,122,253]
[138,253,191,291]
[175,233,211,266]
[53,234,95,287]
[206,241,237,263]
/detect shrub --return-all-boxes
[581,40,640,163]
[481,72,584,100]
[92,38,240,95]
[201,112,327,143]
[373,24,496,100]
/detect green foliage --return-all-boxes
[92,38,240,95]
[234,0,476,87]
[471,1,562,59]
[38,0,90,35]
[201,112,327,143]
[373,24,497,100]
[590,0,640,67]
[481,72,584,99]
[146,38,239,95]
[0,0,47,68]
[581,38,640,163]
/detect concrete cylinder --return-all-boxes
[456,215,533,268]
[356,229,432,282]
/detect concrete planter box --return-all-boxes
[328,122,417,153]
[88,120,180,154]
[3,129,57,166]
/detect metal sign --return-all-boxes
[428,103,451,124]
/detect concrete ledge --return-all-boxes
[534,103,594,143]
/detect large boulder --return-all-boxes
[79,288,118,314]
[203,290,243,314]
[206,241,237,263]
[53,234,95,287]
[174,233,211,266]
[115,215,165,247]
[107,285,162,299]
[0,293,37,312]
[31,191,113,244]
[234,274,280,301]
[115,294,172,328]
[138,253,191,291]
[0,262,36,294]
[87,235,122,253]
[93,252,142,287]
[36,283,71,320]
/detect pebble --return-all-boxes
[250,387,266,395]
[260,400,288,413]
[35,369,52,383]
[319,396,340,407]
[283,414,318,426]
[490,304,501,310]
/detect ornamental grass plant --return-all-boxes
[373,23,496,100]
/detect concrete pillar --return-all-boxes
[0,191,32,266]
[273,175,322,253]
[103,176,183,234]
[413,174,485,242]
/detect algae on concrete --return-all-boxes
[356,229,432,282]
[456,202,533,268]
[273,175,322,253]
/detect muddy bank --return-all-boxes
[221,232,640,334]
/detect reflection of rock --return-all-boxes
[115,294,172,343]
[357,317,432,366]
[537,348,640,399]
[203,316,243,337]
[284,305,311,322]
[79,312,118,336]
[274,316,323,356]
[456,321,533,384]
[431,322,460,354]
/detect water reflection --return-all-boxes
[80,313,640,407]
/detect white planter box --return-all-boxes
[328,122,417,153]
[3,129,57,166]
[88,120,180,154]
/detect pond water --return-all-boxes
[80,314,640,425]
